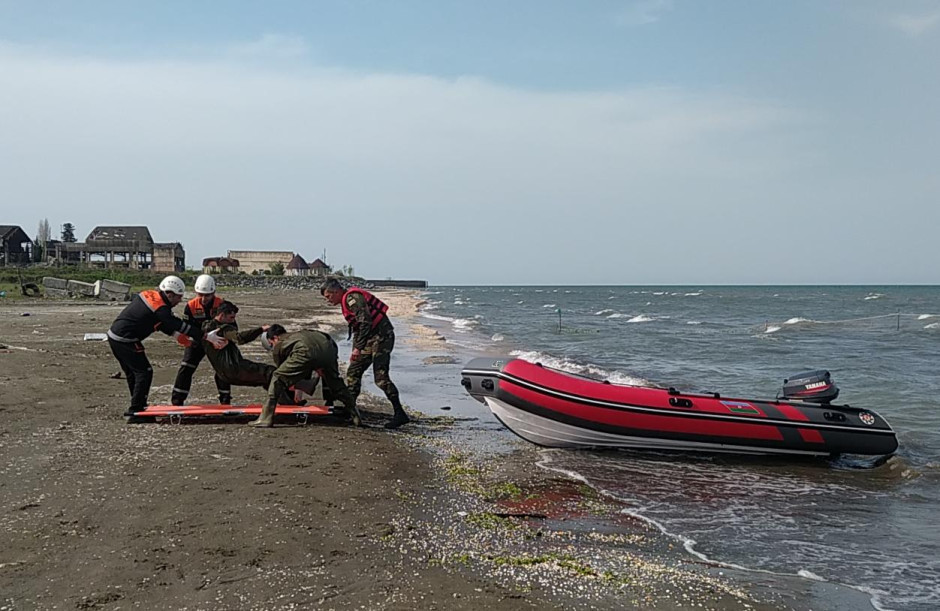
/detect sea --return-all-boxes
[407,285,940,611]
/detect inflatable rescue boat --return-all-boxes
[460,358,898,457]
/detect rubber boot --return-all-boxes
[385,404,410,429]
[249,402,276,428]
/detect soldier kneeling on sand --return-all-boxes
[252,325,358,428]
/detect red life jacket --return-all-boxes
[340,288,388,334]
[187,295,223,320]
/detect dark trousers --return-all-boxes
[172,343,232,405]
[109,338,153,411]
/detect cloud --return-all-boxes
[615,0,674,27]
[887,10,940,37]
[223,33,310,60]
[0,40,818,283]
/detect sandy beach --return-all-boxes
[0,287,802,610]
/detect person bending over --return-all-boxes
[250,324,357,428]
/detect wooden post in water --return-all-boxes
[557,308,562,333]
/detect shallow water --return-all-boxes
[412,285,940,611]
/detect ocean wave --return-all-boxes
[420,312,456,323]
[684,292,703,297]
[796,569,826,581]
[687,321,703,325]
[627,314,654,323]
[784,317,813,325]
[864,294,885,301]
[917,314,936,320]
[491,333,505,342]
[452,318,480,332]
[594,309,615,316]
[542,303,557,308]
[508,350,648,386]
[454,299,466,305]
[925,322,940,330]
[765,325,782,334]
[607,312,627,319]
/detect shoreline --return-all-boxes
[0,288,869,609]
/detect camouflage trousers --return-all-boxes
[346,328,400,406]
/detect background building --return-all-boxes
[202,256,241,274]
[285,253,310,276]
[309,258,331,277]
[226,250,293,274]
[0,225,33,266]
[53,226,185,273]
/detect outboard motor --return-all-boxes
[781,370,840,404]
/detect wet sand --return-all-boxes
[0,288,796,610]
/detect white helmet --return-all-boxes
[260,331,273,351]
[194,274,216,295]
[158,275,186,295]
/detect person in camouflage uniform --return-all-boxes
[320,278,409,429]
[250,324,357,428]
[201,301,279,390]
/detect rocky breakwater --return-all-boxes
[213,275,374,291]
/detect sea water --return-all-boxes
[414,285,940,611]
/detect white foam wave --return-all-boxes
[765,325,782,334]
[452,318,480,332]
[607,312,627,319]
[684,292,703,297]
[594,309,615,316]
[420,312,456,323]
[534,453,892,611]
[627,314,654,323]
[917,314,935,320]
[687,321,703,325]
[542,303,556,308]
[508,350,648,386]
[925,322,940,330]
[864,294,884,300]
[454,299,465,305]
[784,317,811,325]
[517,300,525,304]
[491,333,505,342]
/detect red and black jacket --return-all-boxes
[107,290,202,344]
[183,295,223,324]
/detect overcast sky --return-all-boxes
[1,1,938,285]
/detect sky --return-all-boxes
[1,1,938,285]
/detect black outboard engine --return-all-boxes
[781,370,839,404]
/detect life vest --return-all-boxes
[340,288,388,334]
[187,295,223,320]
[140,289,167,312]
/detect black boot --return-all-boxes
[385,404,409,429]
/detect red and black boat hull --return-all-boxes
[460,358,898,457]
